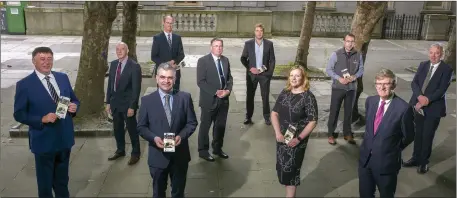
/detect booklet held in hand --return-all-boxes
[56,96,70,119]
[164,133,176,152]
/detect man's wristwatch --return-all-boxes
[297,136,303,141]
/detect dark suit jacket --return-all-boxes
[240,38,276,76]
[106,58,142,113]
[137,90,198,169]
[359,95,415,174]
[196,53,233,109]
[151,32,185,67]
[14,71,80,154]
[409,60,453,118]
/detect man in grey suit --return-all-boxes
[240,23,276,125]
[106,42,142,165]
[197,38,233,162]
[138,63,198,198]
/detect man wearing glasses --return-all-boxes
[151,15,185,91]
[325,33,364,145]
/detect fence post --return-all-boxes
[400,14,405,40]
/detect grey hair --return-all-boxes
[430,43,444,53]
[374,68,397,87]
[156,62,176,76]
[116,42,129,51]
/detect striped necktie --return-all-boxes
[45,76,59,103]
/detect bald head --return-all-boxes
[116,42,129,60]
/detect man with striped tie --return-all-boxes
[14,47,80,198]
[151,15,185,91]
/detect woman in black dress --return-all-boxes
[271,66,318,197]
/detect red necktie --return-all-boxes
[115,62,122,90]
[373,100,386,135]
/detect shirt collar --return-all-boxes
[119,57,128,66]
[255,38,263,46]
[35,70,54,81]
[431,61,440,68]
[158,88,172,99]
[164,31,172,37]
[211,53,221,62]
[380,93,394,105]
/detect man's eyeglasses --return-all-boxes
[375,83,392,87]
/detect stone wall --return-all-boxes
[23,7,384,38]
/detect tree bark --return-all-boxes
[444,24,456,73]
[121,1,138,62]
[74,1,118,118]
[350,1,387,120]
[295,1,316,70]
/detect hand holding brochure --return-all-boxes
[284,125,297,144]
[258,65,268,73]
[341,69,351,79]
[55,96,70,119]
[164,133,176,152]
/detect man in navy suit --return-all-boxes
[105,42,142,165]
[358,69,415,198]
[151,15,185,91]
[403,43,454,174]
[137,63,198,198]
[14,47,80,198]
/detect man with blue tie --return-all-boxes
[137,62,198,198]
[14,47,80,198]
[196,38,233,162]
[358,69,415,198]
[151,15,185,91]
[403,43,454,174]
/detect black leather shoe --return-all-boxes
[402,159,418,167]
[199,154,215,162]
[243,118,253,125]
[417,164,429,174]
[213,150,229,159]
[108,153,125,161]
[265,119,271,125]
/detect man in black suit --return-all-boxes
[240,23,276,125]
[151,15,185,91]
[106,42,142,165]
[359,69,415,198]
[196,38,233,162]
[403,43,454,174]
[137,63,198,198]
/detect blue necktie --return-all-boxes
[217,58,226,89]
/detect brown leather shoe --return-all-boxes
[128,156,140,165]
[344,136,356,144]
[328,137,337,145]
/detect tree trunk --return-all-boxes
[74,1,118,118]
[444,24,456,73]
[295,1,316,70]
[121,1,138,62]
[350,1,387,120]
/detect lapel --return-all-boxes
[373,95,396,138]
[424,61,444,92]
[250,39,257,65]
[207,54,222,87]
[367,96,378,138]
[262,39,268,65]
[221,56,228,79]
[170,92,179,127]
[117,59,131,90]
[154,91,171,131]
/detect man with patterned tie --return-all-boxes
[137,62,198,198]
[106,42,142,165]
[14,47,80,198]
[196,38,233,162]
[151,15,185,91]
[403,43,454,174]
[358,69,415,198]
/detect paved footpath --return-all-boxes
[1,35,455,197]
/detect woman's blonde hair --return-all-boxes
[285,66,310,91]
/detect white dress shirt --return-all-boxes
[430,61,440,77]
[35,70,60,98]
[377,94,394,114]
[164,31,172,44]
